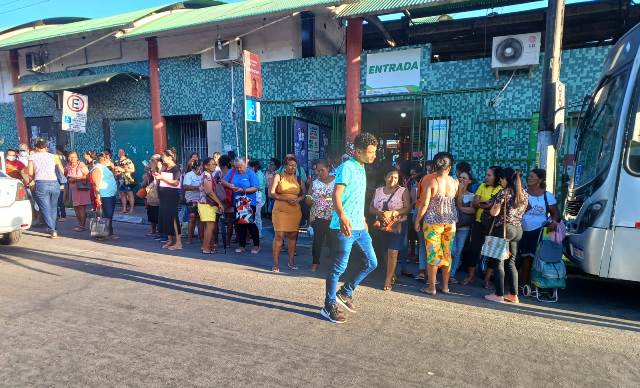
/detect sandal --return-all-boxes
[168,245,183,251]
[419,287,436,296]
[503,295,520,304]
[272,266,280,273]
[440,288,451,294]
[73,226,86,232]
[288,263,298,270]
[201,250,212,254]
[383,283,393,291]
[462,277,474,286]
[310,264,319,272]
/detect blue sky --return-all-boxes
[1,0,591,30]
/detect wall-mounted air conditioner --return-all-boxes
[214,39,242,62]
[25,52,44,71]
[491,32,541,70]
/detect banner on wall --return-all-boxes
[243,50,263,99]
[365,48,421,96]
[307,123,320,162]
[61,90,88,133]
[293,119,308,172]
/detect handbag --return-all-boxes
[480,199,509,261]
[74,165,90,191]
[146,181,160,206]
[136,187,147,199]
[235,194,254,225]
[90,209,111,239]
[374,187,402,234]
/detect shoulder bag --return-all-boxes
[75,165,90,191]
[480,198,510,261]
[375,187,403,234]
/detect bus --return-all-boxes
[564,23,640,282]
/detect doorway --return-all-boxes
[166,115,209,167]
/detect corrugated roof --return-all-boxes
[0,5,173,50]
[124,0,344,39]
[10,72,146,94]
[411,14,452,25]
[337,0,533,18]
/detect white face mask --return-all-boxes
[19,150,27,157]
[6,156,16,161]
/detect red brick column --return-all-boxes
[9,50,28,144]
[147,37,167,153]
[345,18,363,146]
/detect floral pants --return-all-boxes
[423,223,456,268]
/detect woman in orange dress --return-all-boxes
[270,155,303,272]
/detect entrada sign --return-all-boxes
[365,48,422,95]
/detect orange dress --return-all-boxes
[272,174,302,232]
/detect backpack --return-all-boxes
[213,177,227,208]
[531,239,566,289]
[225,168,236,207]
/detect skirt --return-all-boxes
[272,200,302,232]
[198,203,218,222]
[158,188,179,235]
[423,223,456,268]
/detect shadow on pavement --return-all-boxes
[3,247,323,321]
[20,221,640,331]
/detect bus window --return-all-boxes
[625,70,640,175]
[574,72,628,186]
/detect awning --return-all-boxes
[10,72,146,95]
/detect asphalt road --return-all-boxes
[1,221,639,387]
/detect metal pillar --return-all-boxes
[147,37,167,153]
[9,50,28,144]
[538,0,565,193]
[345,18,363,147]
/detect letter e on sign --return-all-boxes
[67,94,85,112]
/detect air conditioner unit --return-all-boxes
[213,39,242,62]
[491,32,541,70]
[25,52,44,71]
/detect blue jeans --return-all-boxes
[34,180,60,232]
[418,227,426,271]
[101,196,117,235]
[451,228,471,277]
[325,229,378,306]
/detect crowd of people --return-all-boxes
[3,132,560,324]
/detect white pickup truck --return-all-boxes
[0,153,32,245]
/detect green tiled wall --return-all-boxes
[0,102,18,148]
[6,42,609,175]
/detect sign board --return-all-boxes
[61,91,88,133]
[245,99,261,122]
[243,50,263,99]
[307,123,320,162]
[319,127,329,160]
[365,48,421,96]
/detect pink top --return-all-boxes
[372,186,407,222]
[64,162,91,207]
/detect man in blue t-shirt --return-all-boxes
[321,132,379,324]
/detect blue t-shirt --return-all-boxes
[224,168,260,206]
[330,158,367,231]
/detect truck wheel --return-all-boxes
[0,231,22,245]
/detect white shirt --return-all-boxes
[29,152,58,181]
[183,171,203,203]
[522,191,557,232]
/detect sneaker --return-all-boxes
[336,290,357,314]
[235,247,245,253]
[320,304,346,324]
[50,231,58,239]
[484,294,505,303]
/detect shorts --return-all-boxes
[198,203,218,222]
[118,183,135,193]
[520,227,543,257]
[187,202,199,215]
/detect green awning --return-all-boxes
[337,0,535,18]
[123,0,344,39]
[10,72,146,95]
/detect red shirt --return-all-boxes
[5,159,25,180]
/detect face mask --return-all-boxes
[6,156,16,161]
[19,151,27,157]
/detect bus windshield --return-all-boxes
[628,71,640,174]
[574,70,629,187]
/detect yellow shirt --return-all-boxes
[474,183,502,222]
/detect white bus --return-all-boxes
[565,23,640,282]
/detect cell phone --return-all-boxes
[142,160,149,168]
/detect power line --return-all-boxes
[0,0,50,15]
[0,1,22,10]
